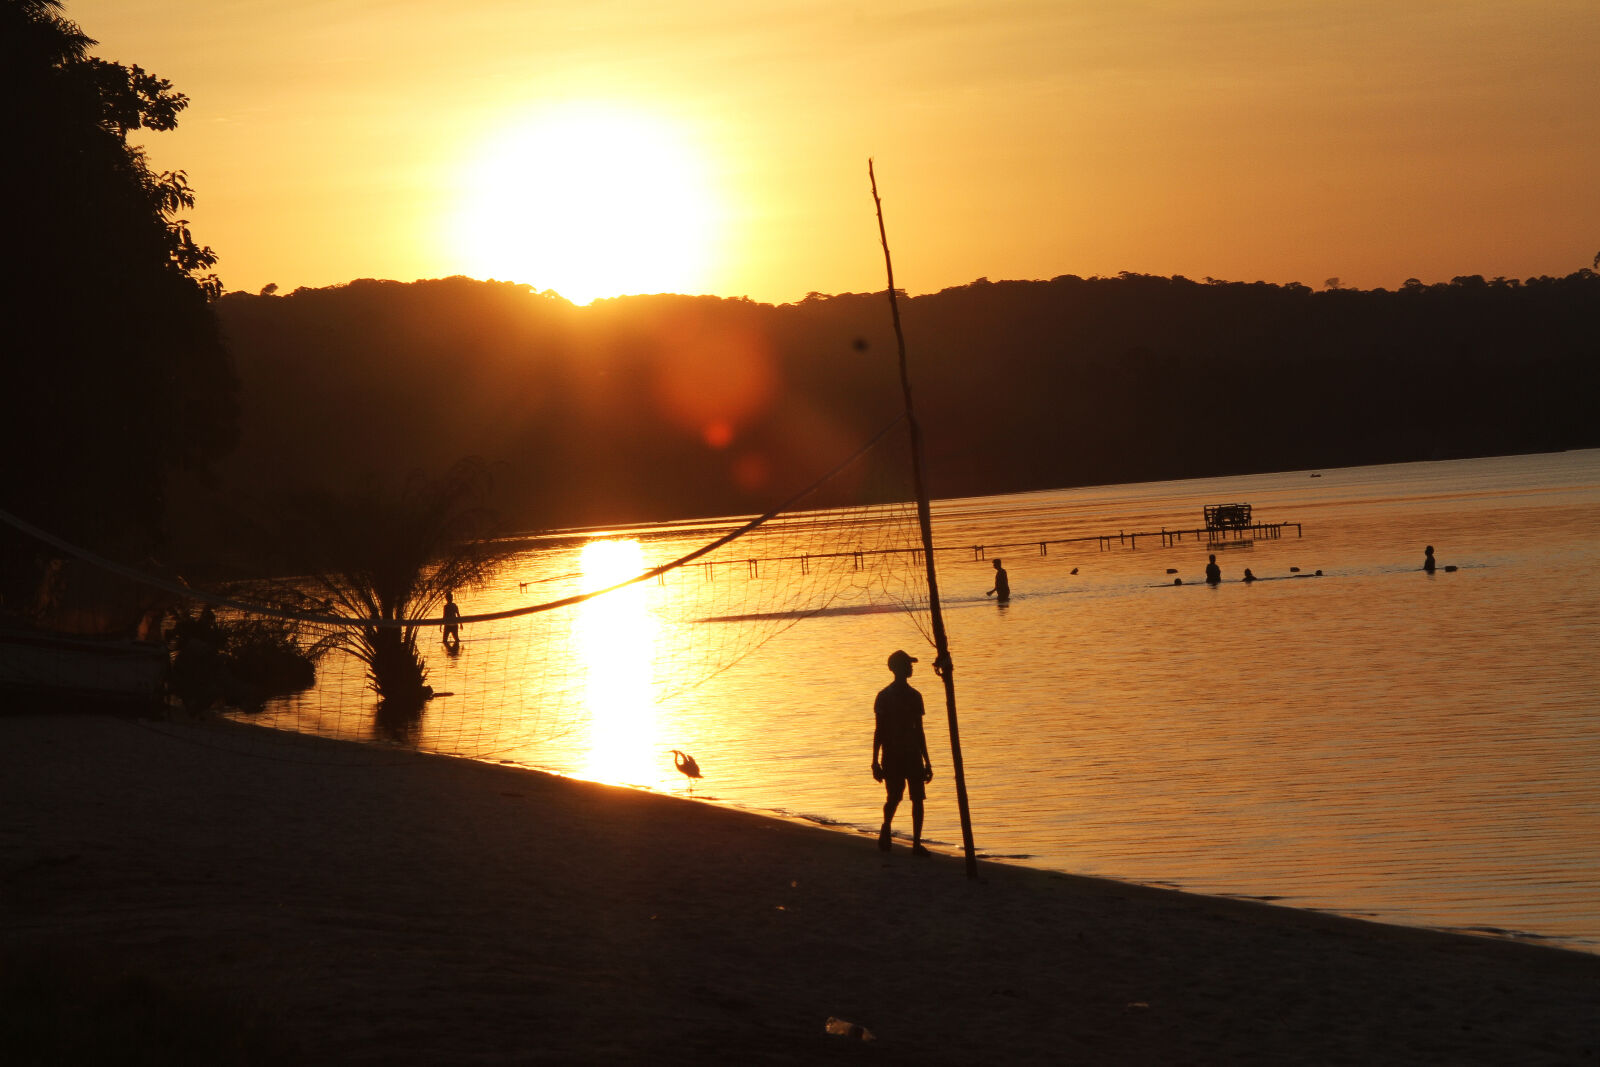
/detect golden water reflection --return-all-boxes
[577,540,658,784]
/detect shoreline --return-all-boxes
[470,744,1592,958]
[4,710,1597,1064]
[546,780,1589,956]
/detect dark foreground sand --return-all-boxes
[2,712,1596,1065]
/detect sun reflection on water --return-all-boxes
[576,540,658,785]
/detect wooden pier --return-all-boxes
[967,519,1303,558]
[653,518,1303,582]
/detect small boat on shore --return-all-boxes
[0,626,168,711]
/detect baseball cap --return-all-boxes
[887,649,918,670]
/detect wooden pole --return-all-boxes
[869,159,978,878]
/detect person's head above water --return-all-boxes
[993,559,1003,569]
[887,649,917,677]
[1209,554,1217,563]
[1425,545,1434,555]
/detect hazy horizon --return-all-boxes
[71,0,1599,306]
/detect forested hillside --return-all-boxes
[204,270,1599,533]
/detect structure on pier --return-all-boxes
[1204,502,1252,532]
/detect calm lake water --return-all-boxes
[253,449,1600,953]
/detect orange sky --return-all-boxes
[74,1,1599,304]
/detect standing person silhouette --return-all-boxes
[1423,545,1437,573]
[986,558,1010,602]
[442,590,461,649]
[1205,554,1222,584]
[872,649,933,856]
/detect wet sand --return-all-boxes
[3,711,1596,1064]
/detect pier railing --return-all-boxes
[970,519,1303,558]
[672,520,1303,578]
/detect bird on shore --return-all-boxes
[670,749,702,793]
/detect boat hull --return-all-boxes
[0,627,169,710]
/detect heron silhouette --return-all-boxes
[670,749,702,794]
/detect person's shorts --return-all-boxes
[884,768,926,803]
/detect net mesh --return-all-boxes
[3,419,932,774]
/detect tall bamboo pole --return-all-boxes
[869,159,978,878]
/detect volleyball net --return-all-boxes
[1,416,934,776]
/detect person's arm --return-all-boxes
[916,692,933,782]
[871,695,885,780]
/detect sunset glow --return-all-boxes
[453,104,720,304]
[577,539,657,784]
[16,3,1600,1058]
[68,0,1599,301]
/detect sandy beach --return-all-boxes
[2,711,1595,1065]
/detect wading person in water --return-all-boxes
[986,558,1010,602]
[1205,554,1222,585]
[442,590,461,649]
[872,649,933,856]
[1423,545,1437,573]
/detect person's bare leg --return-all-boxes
[911,797,926,854]
[880,795,898,851]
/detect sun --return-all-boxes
[453,103,719,305]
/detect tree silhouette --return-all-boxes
[1,0,236,607]
[195,269,1599,538]
[272,459,511,713]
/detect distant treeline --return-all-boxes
[203,270,1599,534]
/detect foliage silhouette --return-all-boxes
[166,604,320,712]
[197,270,1598,538]
[267,459,510,713]
[1,0,235,607]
